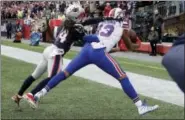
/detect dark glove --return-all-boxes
[74,24,87,34]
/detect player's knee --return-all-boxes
[63,70,70,78]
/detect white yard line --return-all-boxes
[1,45,184,107]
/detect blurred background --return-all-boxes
[1,1,185,43]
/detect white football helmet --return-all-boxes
[109,8,124,19]
[65,4,85,22]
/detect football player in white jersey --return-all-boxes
[27,7,159,116]
[97,7,140,53]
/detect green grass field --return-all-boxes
[1,55,184,119]
[2,40,171,80]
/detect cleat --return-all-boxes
[23,93,38,109]
[138,100,159,115]
[11,94,22,107]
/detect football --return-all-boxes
[128,29,137,43]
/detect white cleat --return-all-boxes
[138,100,159,115]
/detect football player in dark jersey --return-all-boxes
[11,3,122,107]
[11,4,87,107]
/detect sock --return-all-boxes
[135,100,142,107]
[31,77,50,95]
[18,75,35,96]
[119,77,141,107]
[35,88,48,100]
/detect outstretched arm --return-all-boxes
[81,17,123,26]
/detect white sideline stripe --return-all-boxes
[1,45,184,107]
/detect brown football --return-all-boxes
[128,29,137,43]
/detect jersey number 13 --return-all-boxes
[97,24,114,37]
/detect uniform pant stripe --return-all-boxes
[57,58,62,73]
[50,56,56,77]
[57,62,61,73]
[105,53,125,77]
[106,53,125,76]
[50,55,60,77]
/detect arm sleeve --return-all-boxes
[81,18,104,26]
[81,17,123,26]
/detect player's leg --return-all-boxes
[12,46,53,105]
[94,51,158,115]
[30,55,62,96]
[11,55,47,105]
[31,78,52,95]
[31,56,48,80]
[44,46,90,91]
[47,55,62,78]
[23,55,62,106]
[29,47,90,108]
[94,52,140,102]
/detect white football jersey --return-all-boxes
[96,20,124,52]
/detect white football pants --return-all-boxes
[31,44,63,79]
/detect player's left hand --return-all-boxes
[74,24,88,34]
